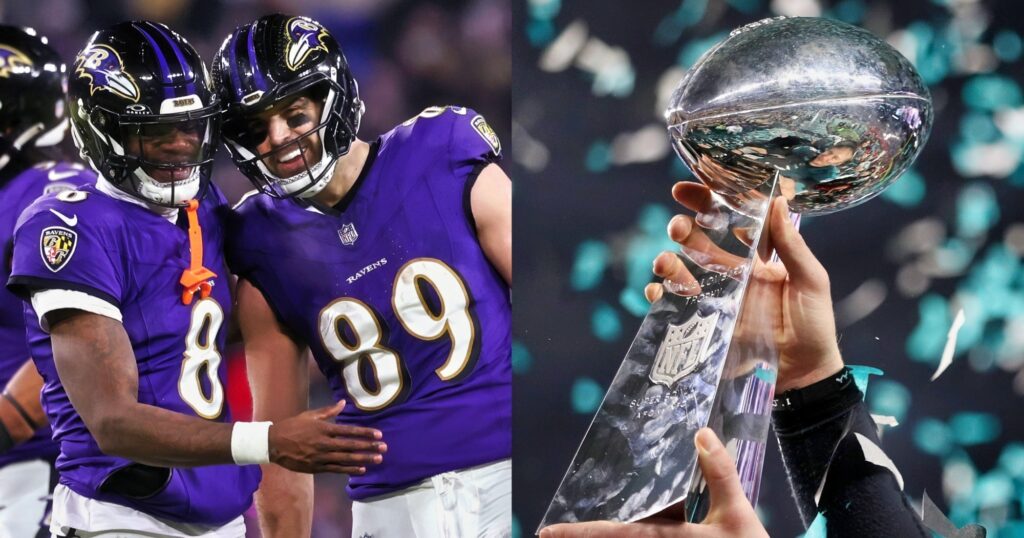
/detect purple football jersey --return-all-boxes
[228,106,510,500]
[0,161,94,469]
[6,183,259,525]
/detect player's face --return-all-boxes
[810,146,854,167]
[245,94,325,178]
[124,120,205,182]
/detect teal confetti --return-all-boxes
[962,75,1024,111]
[905,21,952,84]
[526,19,556,47]
[619,286,650,318]
[964,244,1017,294]
[571,377,605,414]
[867,379,911,422]
[802,512,828,538]
[671,157,691,178]
[511,341,533,375]
[933,238,974,275]
[592,64,635,98]
[620,204,678,317]
[677,32,729,68]
[956,182,1000,238]
[527,0,561,19]
[585,141,612,173]
[512,513,521,538]
[907,293,952,363]
[638,203,673,236]
[1010,165,1024,187]
[726,0,762,14]
[754,504,771,527]
[959,112,1000,144]
[845,365,883,397]
[591,302,623,342]
[997,443,1024,478]
[974,470,1013,508]
[653,0,709,46]
[829,0,865,23]
[754,365,777,384]
[881,168,926,207]
[949,412,1001,446]
[914,418,953,456]
[570,240,611,291]
[993,30,1023,63]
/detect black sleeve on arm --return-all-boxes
[772,367,929,537]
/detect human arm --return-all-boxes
[649,183,926,535]
[238,279,318,537]
[471,163,512,285]
[773,369,929,536]
[0,359,47,451]
[47,307,382,471]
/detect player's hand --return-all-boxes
[645,182,843,392]
[268,400,386,474]
[540,428,769,538]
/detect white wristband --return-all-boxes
[231,421,273,465]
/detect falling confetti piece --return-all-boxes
[872,414,900,428]
[854,432,905,490]
[932,308,966,381]
[921,491,987,538]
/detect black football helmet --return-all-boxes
[67,21,220,207]
[211,14,363,198]
[0,25,68,169]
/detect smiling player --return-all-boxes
[7,21,384,537]
[213,14,512,537]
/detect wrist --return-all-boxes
[773,366,862,434]
[777,349,844,392]
[773,366,852,412]
[231,421,273,465]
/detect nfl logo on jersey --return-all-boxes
[338,223,358,245]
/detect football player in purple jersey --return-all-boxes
[6,21,385,537]
[212,14,512,537]
[0,24,96,537]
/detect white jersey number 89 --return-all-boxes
[318,258,477,411]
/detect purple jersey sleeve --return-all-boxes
[8,192,124,307]
[0,162,94,468]
[448,107,502,177]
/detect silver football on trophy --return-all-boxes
[666,16,932,215]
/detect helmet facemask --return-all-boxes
[76,103,220,207]
[222,77,360,200]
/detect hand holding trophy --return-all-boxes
[540,15,932,531]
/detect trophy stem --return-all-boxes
[539,178,783,531]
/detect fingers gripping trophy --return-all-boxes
[540,16,932,528]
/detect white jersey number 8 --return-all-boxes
[179,298,225,419]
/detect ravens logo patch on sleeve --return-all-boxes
[40,226,77,272]
[471,115,501,156]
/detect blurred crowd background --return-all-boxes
[514,0,1024,536]
[1,0,508,535]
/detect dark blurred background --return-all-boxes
[1,0,508,535]
[513,0,1024,537]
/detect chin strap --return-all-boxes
[179,199,217,305]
